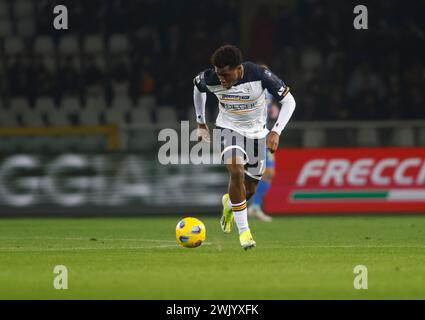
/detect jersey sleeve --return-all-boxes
[193,71,209,93]
[260,67,290,102]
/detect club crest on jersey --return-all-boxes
[278,86,285,96]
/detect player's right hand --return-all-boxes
[197,123,211,143]
[267,131,280,154]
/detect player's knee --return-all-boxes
[227,164,245,183]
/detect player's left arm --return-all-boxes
[260,67,296,153]
[267,92,296,153]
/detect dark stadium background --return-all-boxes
[1,0,425,302]
[0,0,424,215]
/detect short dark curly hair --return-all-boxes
[211,44,243,69]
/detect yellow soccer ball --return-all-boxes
[175,217,206,248]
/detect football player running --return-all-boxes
[193,45,296,250]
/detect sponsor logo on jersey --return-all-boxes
[221,94,251,100]
[220,102,257,111]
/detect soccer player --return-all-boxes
[193,45,296,250]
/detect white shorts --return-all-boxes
[215,126,267,181]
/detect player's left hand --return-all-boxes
[267,131,280,153]
[197,123,211,143]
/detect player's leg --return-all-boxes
[218,128,246,234]
[224,157,250,233]
[226,159,246,204]
[245,177,259,200]
[225,159,256,250]
[249,151,275,222]
[249,168,274,221]
[226,159,256,250]
[231,136,266,249]
[218,128,256,249]
[221,166,255,234]
[219,150,245,235]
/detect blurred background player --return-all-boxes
[248,88,280,222]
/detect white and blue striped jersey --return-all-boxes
[193,62,290,139]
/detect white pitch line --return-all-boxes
[0,235,423,249]
[0,236,177,243]
[0,242,213,252]
[0,243,420,252]
[0,245,179,252]
[261,245,425,249]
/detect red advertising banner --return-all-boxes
[265,148,425,214]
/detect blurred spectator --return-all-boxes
[54,56,81,100]
[0,0,424,121]
[140,72,156,96]
[250,6,277,61]
[26,55,53,104]
[7,54,28,98]
[346,65,387,100]
[82,55,104,87]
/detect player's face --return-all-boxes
[215,65,242,89]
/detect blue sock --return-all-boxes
[251,180,271,208]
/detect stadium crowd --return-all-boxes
[0,0,424,126]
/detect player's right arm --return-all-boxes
[193,72,210,142]
[258,65,296,153]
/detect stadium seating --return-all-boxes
[58,35,80,55]
[83,35,104,54]
[60,97,80,114]
[136,96,156,110]
[109,34,130,53]
[22,109,45,127]
[0,110,18,127]
[187,108,196,124]
[130,108,152,125]
[113,82,130,98]
[104,109,128,126]
[156,106,178,125]
[0,1,9,18]
[111,97,132,111]
[41,55,56,72]
[16,17,35,37]
[0,0,422,153]
[79,108,101,126]
[0,20,12,38]
[14,0,34,18]
[10,97,30,115]
[35,97,56,112]
[85,96,107,111]
[48,109,71,127]
[34,36,55,56]
[4,37,25,54]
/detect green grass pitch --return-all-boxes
[1,215,425,299]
